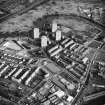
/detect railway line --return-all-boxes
[0,0,50,23]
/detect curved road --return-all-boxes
[36,14,105,29]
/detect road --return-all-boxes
[36,14,105,31]
[71,41,105,105]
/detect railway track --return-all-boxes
[0,0,50,23]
